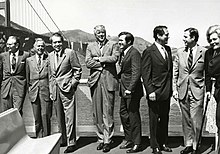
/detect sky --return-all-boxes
[1,0,220,48]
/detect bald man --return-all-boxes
[85,25,119,153]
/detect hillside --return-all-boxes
[44,29,152,55]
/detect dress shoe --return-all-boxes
[97,142,104,150]
[120,141,133,149]
[64,145,76,153]
[152,147,162,154]
[126,145,141,153]
[103,143,111,153]
[180,146,193,154]
[160,144,172,152]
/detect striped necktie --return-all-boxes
[188,48,193,68]
[11,53,16,71]
[38,55,41,70]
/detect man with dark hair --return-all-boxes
[0,36,29,115]
[85,25,119,153]
[118,31,143,153]
[173,28,207,154]
[142,26,173,154]
[26,38,52,137]
[48,32,82,153]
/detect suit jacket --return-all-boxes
[142,43,173,101]
[173,45,207,100]
[85,40,119,91]
[48,48,81,101]
[0,50,29,98]
[26,53,50,102]
[119,46,143,99]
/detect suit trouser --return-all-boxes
[54,86,76,146]
[148,98,170,149]
[1,88,25,116]
[120,95,142,145]
[179,88,203,150]
[214,88,220,153]
[31,93,52,137]
[90,77,115,144]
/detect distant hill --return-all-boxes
[45,29,152,54]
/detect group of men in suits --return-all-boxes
[85,25,172,154]
[0,33,82,153]
[0,24,216,154]
[85,25,211,154]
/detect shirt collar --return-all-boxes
[123,45,132,56]
[11,50,19,56]
[155,41,164,50]
[189,45,197,52]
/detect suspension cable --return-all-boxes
[38,0,67,40]
[26,0,52,34]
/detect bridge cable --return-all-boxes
[38,0,68,40]
[26,0,53,34]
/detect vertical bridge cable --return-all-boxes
[38,0,68,40]
[26,0,52,34]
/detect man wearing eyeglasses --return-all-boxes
[0,36,30,115]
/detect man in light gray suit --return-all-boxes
[173,28,207,154]
[26,38,52,137]
[48,33,81,153]
[85,25,119,153]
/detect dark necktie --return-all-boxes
[162,47,168,60]
[38,55,41,70]
[188,48,193,68]
[11,53,16,71]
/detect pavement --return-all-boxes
[59,136,216,154]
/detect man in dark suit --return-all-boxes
[85,25,119,153]
[142,26,173,154]
[118,31,143,153]
[173,28,207,154]
[26,38,52,137]
[48,33,82,153]
[0,36,29,115]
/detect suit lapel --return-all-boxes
[94,42,102,57]
[14,50,23,72]
[121,46,132,70]
[191,46,202,69]
[39,53,48,72]
[153,44,166,64]
[181,48,189,69]
[50,52,56,73]
[5,52,11,73]
[101,40,109,56]
[31,55,39,72]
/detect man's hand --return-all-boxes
[173,90,179,100]
[149,92,156,101]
